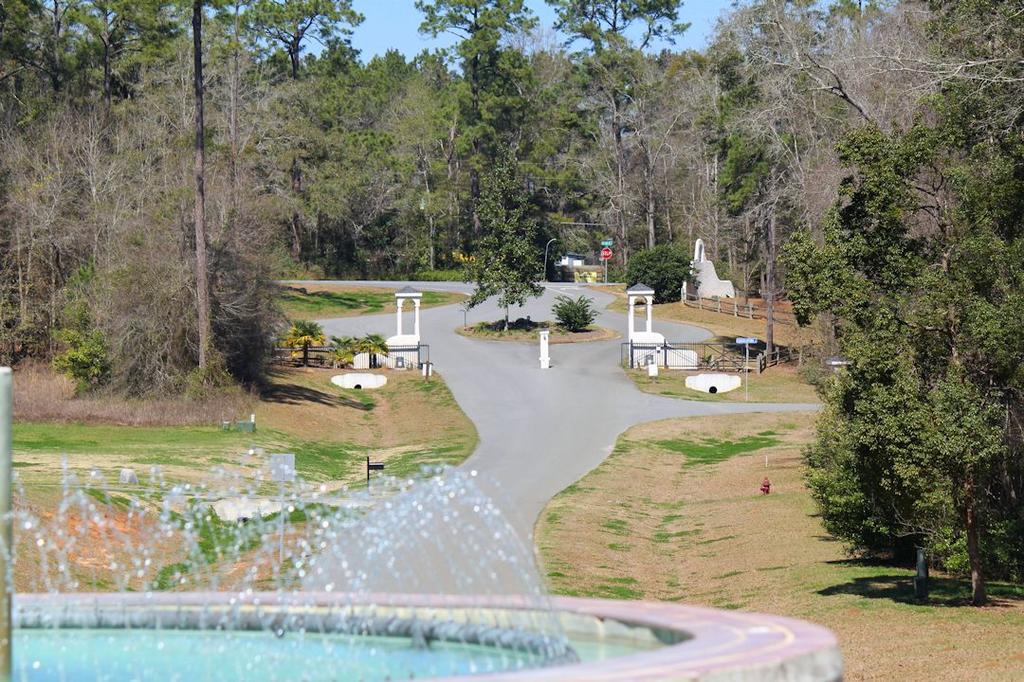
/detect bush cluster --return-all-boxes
[552,295,597,332]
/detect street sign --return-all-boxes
[600,247,613,261]
[601,239,613,247]
[734,338,758,402]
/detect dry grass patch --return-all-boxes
[13,363,254,426]
[537,411,1024,680]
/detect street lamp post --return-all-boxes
[543,238,557,282]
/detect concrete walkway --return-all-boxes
[308,282,818,542]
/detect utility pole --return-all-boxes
[0,367,12,681]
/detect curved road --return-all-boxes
[303,281,818,543]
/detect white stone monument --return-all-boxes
[539,330,551,369]
[683,238,736,299]
[386,286,423,369]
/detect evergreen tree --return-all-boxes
[417,0,536,238]
[465,145,543,329]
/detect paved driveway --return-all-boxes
[303,281,818,542]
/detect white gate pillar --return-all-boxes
[395,298,405,336]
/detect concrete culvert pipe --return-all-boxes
[331,373,387,390]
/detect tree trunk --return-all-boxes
[289,41,300,79]
[469,48,482,237]
[764,210,776,354]
[290,157,303,260]
[964,473,987,606]
[192,0,212,371]
[614,107,628,265]
[424,169,436,270]
[102,38,111,114]
[228,1,241,206]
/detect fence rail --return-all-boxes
[622,341,800,373]
[271,344,429,369]
[682,293,796,326]
[757,347,798,373]
[622,341,753,371]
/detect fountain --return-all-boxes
[0,368,842,680]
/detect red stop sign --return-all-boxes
[600,247,613,261]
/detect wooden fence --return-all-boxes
[683,293,796,326]
[757,347,800,373]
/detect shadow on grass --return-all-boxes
[817,562,1024,607]
[260,382,372,411]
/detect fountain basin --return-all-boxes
[13,592,841,680]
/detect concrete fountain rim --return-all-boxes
[13,592,842,681]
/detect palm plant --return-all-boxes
[331,333,389,368]
[355,333,388,356]
[331,335,357,367]
[283,320,326,366]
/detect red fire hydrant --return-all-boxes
[760,477,771,495]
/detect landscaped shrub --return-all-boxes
[552,295,597,332]
[626,244,692,303]
[52,328,110,392]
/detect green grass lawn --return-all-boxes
[279,285,464,320]
[13,421,366,481]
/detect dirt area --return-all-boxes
[536,412,1024,680]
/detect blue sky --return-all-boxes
[348,1,734,61]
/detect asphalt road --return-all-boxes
[305,281,818,543]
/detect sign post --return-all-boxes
[736,337,758,402]
[600,246,612,284]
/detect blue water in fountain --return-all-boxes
[15,629,537,680]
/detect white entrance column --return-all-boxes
[395,298,405,336]
[625,284,656,343]
[539,330,550,369]
[413,298,421,338]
